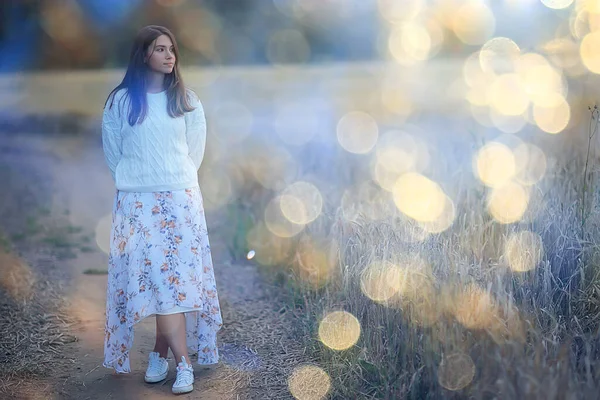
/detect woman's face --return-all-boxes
[145,34,176,74]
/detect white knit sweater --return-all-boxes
[101,88,206,192]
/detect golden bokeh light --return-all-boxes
[280,194,306,225]
[377,0,424,24]
[336,111,379,154]
[293,235,338,289]
[267,29,311,65]
[580,0,600,14]
[425,18,445,56]
[288,365,331,400]
[474,142,516,188]
[489,109,527,134]
[480,37,521,75]
[265,196,306,237]
[516,52,550,74]
[438,352,476,391]
[318,311,361,351]
[451,284,498,330]
[514,143,547,186]
[95,213,113,255]
[580,31,600,73]
[465,82,491,108]
[393,173,446,222]
[360,261,404,303]
[418,194,456,234]
[463,50,494,90]
[533,95,571,134]
[570,9,589,39]
[388,22,432,63]
[280,181,323,225]
[487,182,529,224]
[504,230,544,272]
[452,2,496,45]
[387,255,432,299]
[515,52,567,106]
[489,73,530,116]
[375,131,423,174]
[543,38,581,70]
[390,259,440,326]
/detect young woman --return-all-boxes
[101,25,222,395]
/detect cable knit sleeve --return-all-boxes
[101,96,123,181]
[185,92,207,171]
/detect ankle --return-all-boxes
[177,355,192,366]
[152,349,168,359]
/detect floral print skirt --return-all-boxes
[103,187,223,373]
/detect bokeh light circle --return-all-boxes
[392,173,446,222]
[95,213,113,255]
[475,142,516,188]
[438,352,476,391]
[265,196,305,238]
[318,311,361,351]
[505,231,544,272]
[452,2,496,45]
[336,111,379,154]
[280,181,323,225]
[581,31,600,73]
[533,95,570,134]
[360,262,404,303]
[288,364,331,400]
[480,37,521,75]
[488,182,529,224]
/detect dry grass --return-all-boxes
[5,62,600,398]
[0,252,35,301]
[213,104,600,399]
[0,146,82,399]
[0,279,77,399]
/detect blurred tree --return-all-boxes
[0,0,43,72]
[0,0,382,71]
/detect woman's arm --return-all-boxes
[101,99,123,181]
[185,93,207,171]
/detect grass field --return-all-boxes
[4,59,600,398]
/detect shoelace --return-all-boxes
[174,366,193,386]
[147,357,166,375]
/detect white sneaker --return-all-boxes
[144,352,169,383]
[172,356,194,394]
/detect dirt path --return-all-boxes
[1,130,314,399]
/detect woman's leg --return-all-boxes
[153,317,169,358]
[155,313,191,365]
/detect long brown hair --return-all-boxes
[104,25,195,126]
